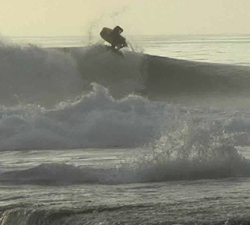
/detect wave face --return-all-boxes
[63,44,250,104]
[1,41,250,107]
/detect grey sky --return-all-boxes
[0,0,249,36]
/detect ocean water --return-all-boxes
[1,34,250,224]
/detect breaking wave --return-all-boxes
[0,83,167,150]
[0,40,250,151]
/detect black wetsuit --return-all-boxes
[111,26,124,49]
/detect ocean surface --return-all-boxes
[1,34,250,224]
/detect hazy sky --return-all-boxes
[0,0,250,36]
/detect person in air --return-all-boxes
[100,26,128,50]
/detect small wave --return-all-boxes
[1,120,250,185]
[0,163,100,185]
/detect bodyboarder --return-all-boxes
[100,26,128,50]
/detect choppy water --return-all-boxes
[1,34,250,224]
